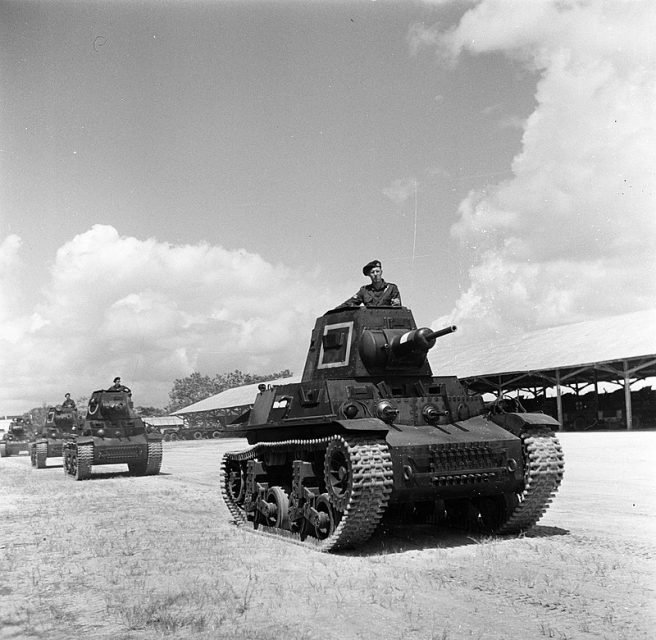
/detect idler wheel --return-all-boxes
[324,437,352,512]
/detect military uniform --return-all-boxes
[340,280,401,308]
[337,259,402,308]
[108,378,131,393]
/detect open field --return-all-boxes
[1,431,654,640]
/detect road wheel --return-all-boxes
[301,493,336,541]
[264,486,291,530]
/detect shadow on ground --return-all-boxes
[348,522,570,556]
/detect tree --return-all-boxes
[167,369,293,413]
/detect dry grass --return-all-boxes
[1,433,655,640]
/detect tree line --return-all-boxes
[167,369,293,413]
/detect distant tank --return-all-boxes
[30,405,81,469]
[0,417,33,457]
[63,388,163,480]
[220,305,564,551]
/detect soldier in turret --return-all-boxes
[62,393,76,409]
[108,376,131,393]
[337,260,401,308]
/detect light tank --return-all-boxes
[220,305,564,551]
[62,388,163,480]
[30,405,81,468]
[0,417,33,457]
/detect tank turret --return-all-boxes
[220,305,564,552]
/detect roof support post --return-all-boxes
[623,360,633,430]
[555,370,563,431]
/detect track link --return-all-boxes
[145,440,163,475]
[495,428,564,534]
[35,442,48,469]
[220,435,393,552]
[76,443,93,480]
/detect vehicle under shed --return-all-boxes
[429,308,656,430]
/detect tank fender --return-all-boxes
[489,411,560,436]
[333,418,389,433]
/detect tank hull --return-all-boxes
[63,435,163,479]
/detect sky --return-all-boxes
[1,0,655,414]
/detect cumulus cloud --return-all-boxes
[0,226,337,413]
[419,0,656,335]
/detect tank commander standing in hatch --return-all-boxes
[108,376,131,393]
[61,393,76,409]
[336,260,402,308]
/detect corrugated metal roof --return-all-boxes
[172,375,302,415]
[429,308,656,379]
[141,416,184,427]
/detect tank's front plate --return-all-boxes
[386,415,524,501]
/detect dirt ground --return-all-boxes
[1,431,654,640]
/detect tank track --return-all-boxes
[63,442,93,480]
[145,440,163,475]
[76,443,93,480]
[495,427,564,534]
[35,442,47,469]
[220,435,393,552]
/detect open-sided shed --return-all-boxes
[429,308,656,430]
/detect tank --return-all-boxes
[0,417,33,457]
[62,388,163,480]
[29,405,81,469]
[220,305,564,551]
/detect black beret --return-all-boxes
[113,377,121,383]
[362,260,381,276]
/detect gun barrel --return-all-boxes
[426,325,457,341]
